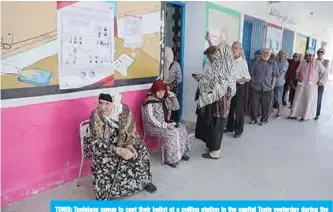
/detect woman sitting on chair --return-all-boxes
[142,80,191,168]
[84,93,157,200]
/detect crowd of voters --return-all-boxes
[83,32,330,200]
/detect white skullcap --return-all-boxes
[306,49,315,55]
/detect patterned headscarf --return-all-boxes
[198,44,237,108]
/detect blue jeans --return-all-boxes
[316,86,324,116]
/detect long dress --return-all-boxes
[142,92,190,165]
[165,61,183,97]
[290,60,327,120]
[84,105,153,200]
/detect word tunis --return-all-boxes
[55,206,99,212]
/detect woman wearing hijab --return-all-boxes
[142,80,191,168]
[164,46,183,97]
[193,44,237,160]
[84,93,157,200]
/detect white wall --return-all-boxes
[182,1,206,123]
[213,1,332,42]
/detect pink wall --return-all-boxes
[1,89,159,206]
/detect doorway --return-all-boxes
[165,1,185,120]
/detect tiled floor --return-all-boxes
[3,80,333,212]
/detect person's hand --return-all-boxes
[166,85,171,91]
[167,122,176,129]
[206,31,211,41]
[115,147,135,160]
[168,91,175,97]
[126,145,138,159]
[194,73,201,81]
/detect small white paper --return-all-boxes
[114,59,128,77]
[118,54,134,67]
[123,16,143,49]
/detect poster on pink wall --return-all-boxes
[57,1,115,90]
[1,1,163,100]
[265,23,283,54]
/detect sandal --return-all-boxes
[202,153,219,160]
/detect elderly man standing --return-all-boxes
[250,48,278,125]
[274,50,289,119]
[225,42,251,138]
[288,49,328,122]
[315,48,330,120]
[286,53,301,107]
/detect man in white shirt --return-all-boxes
[225,41,251,138]
[315,48,330,120]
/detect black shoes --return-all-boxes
[164,162,178,168]
[234,133,242,138]
[181,155,190,161]
[144,183,157,193]
[224,128,233,133]
[314,116,319,120]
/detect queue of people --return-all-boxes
[82,35,329,200]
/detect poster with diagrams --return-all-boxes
[265,24,283,54]
[123,15,143,49]
[57,1,115,90]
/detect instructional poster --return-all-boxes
[1,1,162,100]
[57,1,115,90]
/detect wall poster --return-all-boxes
[57,2,115,90]
[1,1,163,99]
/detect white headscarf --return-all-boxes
[306,49,315,55]
[104,93,123,124]
[163,46,174,81]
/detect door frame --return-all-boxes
[166,1,186,120]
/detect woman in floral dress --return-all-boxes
[84,93,157,200]
[142,80,191,168]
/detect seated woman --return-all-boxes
[142,80,191,168]
[84,93,157,200]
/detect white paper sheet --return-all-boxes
[114,59,128,77]
[57,1,115,89]
[123,15,143,49]
[113,54,135,77]
[118,54,134,67]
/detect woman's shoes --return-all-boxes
[144,183,157,193]
[164,162,178,168]
[202,153,219,160]
[181,155,190,161]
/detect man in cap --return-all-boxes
[250,48,279,125]
[288,49,328,122]
[315,48,330,120]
